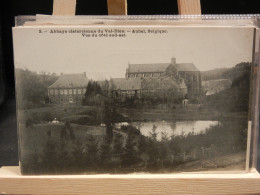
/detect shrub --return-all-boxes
[67,115,100,126]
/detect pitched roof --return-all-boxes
[127,63,170,73]
[127,62,199,73]
[48,73,88,89]
[110,78,141,91]
[174,63,199,72]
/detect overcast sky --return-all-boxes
[13,26,254,80]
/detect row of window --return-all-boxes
[50,96,83,103]
[49,88,86,95]
[127,73,164,78]
[119,90,138,94]
[116,89,178,94]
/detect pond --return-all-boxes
[116,120,220,141]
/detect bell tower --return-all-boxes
[171,57,176,65]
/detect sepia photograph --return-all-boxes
[12,25,255,174]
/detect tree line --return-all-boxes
[15,68,58,109]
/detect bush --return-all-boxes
[121,125,141,136]
[66,115,100,126]
[42,111,54,122]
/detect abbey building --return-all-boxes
[123,57,201,98]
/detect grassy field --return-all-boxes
[18,104,95,124]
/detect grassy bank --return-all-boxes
[118,105,249,122]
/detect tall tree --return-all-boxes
[15,69,58,108]
[113,133,123,155]
[121,130,138,168]
[150,125,158,141]
[85,135,99,170]
[41,139,58,173]
[70,140,85,172]
[104,100,117,143]
[82,80,103,105]
[99,138,112,170]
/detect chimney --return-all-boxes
[60,72,63,76]
[83,72,86,77]
[171,57,176,65]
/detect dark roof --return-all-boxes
[110,78,141,91]
[127,63,170,73]
[174,63,199,72]
[48,73,88,89]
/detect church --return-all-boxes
[125,57,202,98]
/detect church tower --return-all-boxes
[171,57,176,65]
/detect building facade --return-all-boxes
[110,78,142,99]
[48,73,89,103]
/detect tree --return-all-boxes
[60,121,75,140]
[15,69,58,108]
[121,130,138,168]
[159,131,170,167]
[161,131,169,142]
[41,139,58,173]
[82,80,103,105]
[104,100,117,143]
[150,125,158,141]
[85,135,99,170]
[146,125,160,170]
[137,135,147,155]
[56,140,71,173]
[113,133,124,155]
[110,133,124,172]
[146,138,159,170]
[70,140,85,172]
[99,138,112,170]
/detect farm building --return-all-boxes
[110,78,142,99]
[109,76,187,100]
[48,73,89,103]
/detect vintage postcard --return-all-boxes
[12,23,255,174]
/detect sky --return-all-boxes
[13,25,254,80]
